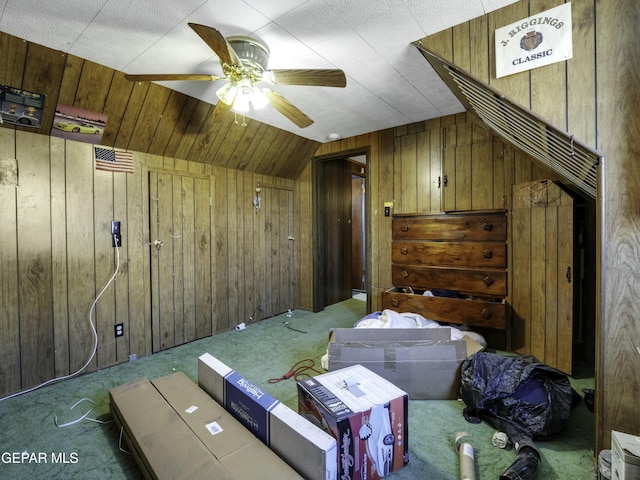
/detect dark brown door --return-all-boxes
[315,159,352,309]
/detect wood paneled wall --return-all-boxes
[312,112,557,308]
[423,0,639,455]
[313,0,636,455]
[2,1,637,455]
[0,30,319,180]
[0,128,299,397]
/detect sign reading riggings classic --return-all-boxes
[495,3,573,78]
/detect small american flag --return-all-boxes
[94,147,134,173]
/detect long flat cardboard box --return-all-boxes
[109,376,232,480]
[151,372,301,479]
[109,372,302,479]
[198,352,338,480]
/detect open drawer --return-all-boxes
[381,287,506,330]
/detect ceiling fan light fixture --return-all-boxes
[228,78,268,112]
[250,87,269,110]
[233,97,250,112]
[216,82,237,105]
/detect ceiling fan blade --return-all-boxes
[268,69,346,88]
[188,23,242,66]
[263,89,314,128]
[124,73,223,82]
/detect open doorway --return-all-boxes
[313,150,368,311]
[350,156,366,296]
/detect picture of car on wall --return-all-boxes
[0,109,41,127]
[50,103,107,145]
[0,84,45,129]
[53,121,103,134]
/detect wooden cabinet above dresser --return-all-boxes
[382,210,508,330]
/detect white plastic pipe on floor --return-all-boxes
[455,432,476,480]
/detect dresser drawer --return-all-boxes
[381,289,506,329]
[392,241,507,268]
[392,264,507,296]
[392,212,506,241]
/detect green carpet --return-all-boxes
[0,298,596,479]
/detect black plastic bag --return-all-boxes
[460,352,577,479]
[460,352,574,440]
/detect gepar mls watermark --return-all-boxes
[2,451,79,464]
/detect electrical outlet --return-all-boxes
[114,323,124,338]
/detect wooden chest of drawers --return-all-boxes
[382,210,508,329]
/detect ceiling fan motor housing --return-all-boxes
[227,36,270,72]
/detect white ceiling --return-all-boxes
[0,0,516,142]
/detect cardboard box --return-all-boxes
[198,353,337,480]
[297,364,409,480]
[612,430,640,480]
[109,372,302,480]
[327,327,482,399]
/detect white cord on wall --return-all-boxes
[0,235,121,402]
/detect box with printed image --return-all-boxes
[297,364,409,480]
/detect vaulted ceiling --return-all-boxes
[0,0,517,179]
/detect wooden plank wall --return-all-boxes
[2,1,635,455]
[421,0,638,455]
[0,30,319,180]
[312,112,557,313]
[0,128,298,398]
[313,0,631,455]
[596,0,640,453]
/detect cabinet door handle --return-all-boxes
[482,249,493,258]
[482,275,494,286]
[401,223,409,232]
[400,246,408,255]
[401,270,409,278]
[480,309,492,319]
[391,298,399,308]
[483,222,494,231]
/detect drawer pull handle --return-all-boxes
[481,309,492,319]
[482,249,493,258]
[391,298,399,308]
[401,223,409,232]
[401,246,408,255]
[483,275,494,286]
[401,270,409,278]
[483,222,493,231]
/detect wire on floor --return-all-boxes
[54,397,113,428]
[268,359,322,383]
[283,321,307,334]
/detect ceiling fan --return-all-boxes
[124,23,347,128]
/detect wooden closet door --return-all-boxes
[149,171,212,352]
[511,181,574,374]
[258,185,295,318]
